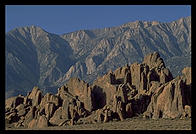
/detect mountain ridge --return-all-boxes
[6,16,191,98]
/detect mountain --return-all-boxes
[5,16,191,98]
[5,52,191,129]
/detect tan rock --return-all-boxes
[37,115,48,128]
[40,93,60,107]
[28,86,43,106]
[66,78,93,112]
[44,102,56,120]
[182,67,191,85]
[142,52,165,69]
[49,107,68,126]
[160,68,173,84]
[184,105,191,118]
[28,119,37,128]
[6,96,24,109]
[144,76,191,119]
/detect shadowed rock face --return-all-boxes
[6,17,191,98]
[5,52,191,129]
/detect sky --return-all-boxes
[6,5,191,35]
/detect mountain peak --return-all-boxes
[121,20,160,29]
[7,25,48,35]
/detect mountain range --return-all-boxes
[5,16,191,98]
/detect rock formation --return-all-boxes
[6,17,191,99]
[5,52,191,129]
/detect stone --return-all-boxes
[182,67,191,85]
[6,96,24,109]
[104,70,116,84]
[61,100,69,119]
[16,104,25,112]
[114,64,130,84]
[44,102,56,120]
[160,68,173,84]
[143,52,165,69]
[23,106,37,127]
[37,115,48,128]
[184,105,191,118]
[144,76,191,119]
[28,119,37,128]
[28,86,43,106]
[40,93,60,107]
[5,52,192,128]
[5,111,20,124]
[116,84,128,103]
[126,103,133,118]
[49,107,68,126]
[27,115,48,128]
[66,78,93,112]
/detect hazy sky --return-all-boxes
[6,5,191,35]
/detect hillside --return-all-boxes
[6,16,191,98]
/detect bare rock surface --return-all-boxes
[5,52,191,129]
[6,17,191,98]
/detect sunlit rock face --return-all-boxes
[6,16,191,98]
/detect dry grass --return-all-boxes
[6,117,191,130]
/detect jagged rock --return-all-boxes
[28,119,37,128]
[5,110,20,124]
[83,86,93,112]
[6,17,191,100]
[28,87,43,106]
[5,52,192,129]
[160,68,173,84]
[44,102,56,120]
[57,85,75,101]
[124,71,131,84]
[147,81,161,95]
[143,52,165,69]
[61,100,69,119]
[92,82,117,110]
[126,84,138,100]
[130,63,149,93]
[147,67,160,83]
[184,105,191,118]
[131,94,151,115]
[104,70,116,84]
[23,106,37,127]
[28,115,48,128]
[144,75,191,119]
[37,115,48,128]
[40,93,60,107]
[66,78,93,112]
[49,107,68,126]
[16,104,27,117]
[182,67,191,85]
[6,96,24,109]
[116,84,128,103]
[114,64,130,84]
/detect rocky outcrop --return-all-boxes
[28,87,43,106]
[6,95,24,110]
[65,78,93,112]
[6,17,191,99]
[28,115,48,128]
[182,67,191,85]
[5,52,191,129]
[143,70,191,119]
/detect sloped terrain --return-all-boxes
[5,52,191,130]
[6,16,191,98]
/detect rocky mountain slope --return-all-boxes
[6,16,191,98]
[5,52,191,129]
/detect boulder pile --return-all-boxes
[5,52,191,129]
